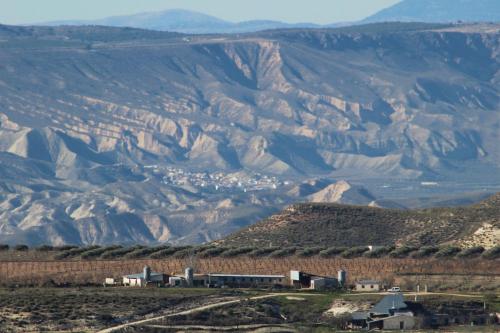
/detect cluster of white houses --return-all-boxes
[105,266,348,290]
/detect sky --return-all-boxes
[0,0,401,25]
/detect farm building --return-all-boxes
[207,273,285,288]
[290,270,341,290]
[351,293,416,330]
[355,279,381,292]
[122,266,168,287]
[165,269,286,288]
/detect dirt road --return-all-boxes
[97,293,320,333]
[97,291,492,333]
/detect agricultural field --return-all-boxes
[0,287,242,332]
[0,243,499,262]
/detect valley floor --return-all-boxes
[0,287,498,333]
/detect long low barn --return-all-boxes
[207,273,286,288]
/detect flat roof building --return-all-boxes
[355,280,381,292]
[207,273,285,288]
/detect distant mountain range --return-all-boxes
[41,9,327,34]
[37,0,500,34]
[0,23,499,246]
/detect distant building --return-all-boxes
[355,279,381,292]
[290,270,340,290]
[351,293,416,331]
[310,277,338,290]
[122,266,168,287]
[207,273,285,288]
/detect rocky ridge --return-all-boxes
[0,23,499,245]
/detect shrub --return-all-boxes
[435,246,461,258]
[100,246,139,259]
[411,246,439,258]
[35,245,54,252]
[248,247,279,258]
[172,248,194,259]
[319,247,348,258]
[482,246,500,260]
[221,247,255,258]
[389,246,417,258]
[54,245,79,251]
[198,247,228,258]
[457,246,485,259]
[341,247,369,258]
[14,245,29,251]
[54,245,100,260]
[124,246,169,259]
[364,246,393,258]
[0,244,9,251]
[150,246,191,259]
[81,246,120,260]
[297,247,324,257]
[270,247,296,258]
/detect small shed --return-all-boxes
[356,280,381,292]
[369,313,416,330]
[310,277,338,290]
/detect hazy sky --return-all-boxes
[0,0,401,25]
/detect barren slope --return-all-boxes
[0,23,499,245]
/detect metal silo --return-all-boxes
[185,267,194,286]
[143,266,151,281]
[338,269,347,286]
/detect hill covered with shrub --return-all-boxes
[220,193,500,249]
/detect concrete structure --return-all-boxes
[310,277,338,290]
[169,276,184,287]
[355,279,381,292]
[371,313,416,330]
[352,293,416,331]
[185,267,194,287]
[338,269,347,286]
[122,266,168,287]
[291,270,340,290]
[368,245,384,252]
[207,273,285,288]
[103,278,119,286]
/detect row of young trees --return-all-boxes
[1,243,499,260]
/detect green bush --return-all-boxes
[54,245,100,260]
[150,246,192,259]
[247,247,279,257]
[319,247,348,258]
[389,246,417,258]
[220,247,255,258]
[341,247,369,259]
[297,247,325,257]
[35,245,54,252]
[172,248,195,259]
[270,247,297,258]
[54,245,79,251]
[124,246,169,259]
[457,246,485,259]
[198,247,228,258]
[411,246,439,258]
[100,247,139,259]
[435,246,461,258]
[482,246,500,260]
[14,245,29,251]
[81,246,122,260]
[364,246,393,258]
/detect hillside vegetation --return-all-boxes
[220,193,500,248]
